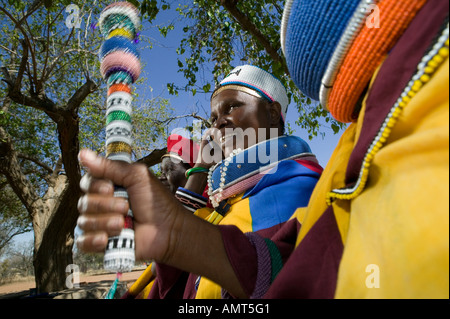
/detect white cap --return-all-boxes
[212,65,289,121]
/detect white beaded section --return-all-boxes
[319,0,378,109]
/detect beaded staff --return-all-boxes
[98,1,141,278]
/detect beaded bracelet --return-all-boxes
[185,167,209,179]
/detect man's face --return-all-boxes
[160,157,189,194]
[210,89,276,158]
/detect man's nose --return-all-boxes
[213,114,229,130]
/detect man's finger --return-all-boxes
[78,149,151,191]
[77,194,129,216]
[78,149,131,187]
[77,214,124,234]
[80,173,114,194]
[77,232,108,253]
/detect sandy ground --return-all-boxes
[0,268,145,296]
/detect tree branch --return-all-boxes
[0,5,39,87]
[17,152,53,174]
[220,0,289,75]
[15,39,28,93]
[1,66,59,118]
[65,78,98,113]
[136,148,167,168]
[155,112,211,128]
[0,126,40,217]
[220,0,289,74]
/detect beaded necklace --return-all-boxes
[207,148,243,208]
[204,136,315,224]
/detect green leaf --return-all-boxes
[203,83,211,93]
[331,123,340,134]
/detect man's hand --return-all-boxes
[76,149,186,263]
[76,148,247,298]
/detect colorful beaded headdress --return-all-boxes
[98,1,141,278]
[282,0,430,123]
[281,0,361,101]
[212,65,290,121]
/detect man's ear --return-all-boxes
[268,101,282,128]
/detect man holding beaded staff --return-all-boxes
[78,0,449,299]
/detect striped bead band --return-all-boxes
[114,186,129,199]
[106,141,132,156]
[107,91,132,112]
[103,228,135,273]
[106,110,131,124]
[99,35,140,61]
[108,83,131,96]
[107,71,134,86]
[100,51,141,82]
[107,152,132,163]
[106,122,132,140]
[103,1,140,16]
[107,28,134,40]
[99,6,140,36]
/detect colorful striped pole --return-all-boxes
[98,1,141,274]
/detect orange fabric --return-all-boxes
[327,0,427,123]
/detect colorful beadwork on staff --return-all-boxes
[98,1,141,273]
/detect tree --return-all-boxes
[170,0,345,139]
[0,0,173,292]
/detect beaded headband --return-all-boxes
[161,153,186,164]
[211,84,263,101]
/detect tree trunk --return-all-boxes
[32,110,82,293]
[33,176,80,293]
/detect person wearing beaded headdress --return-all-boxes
[158,134,200,195]
[122,65,323,299]
[77,0,449,299]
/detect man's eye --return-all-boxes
[227,105,238,114]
